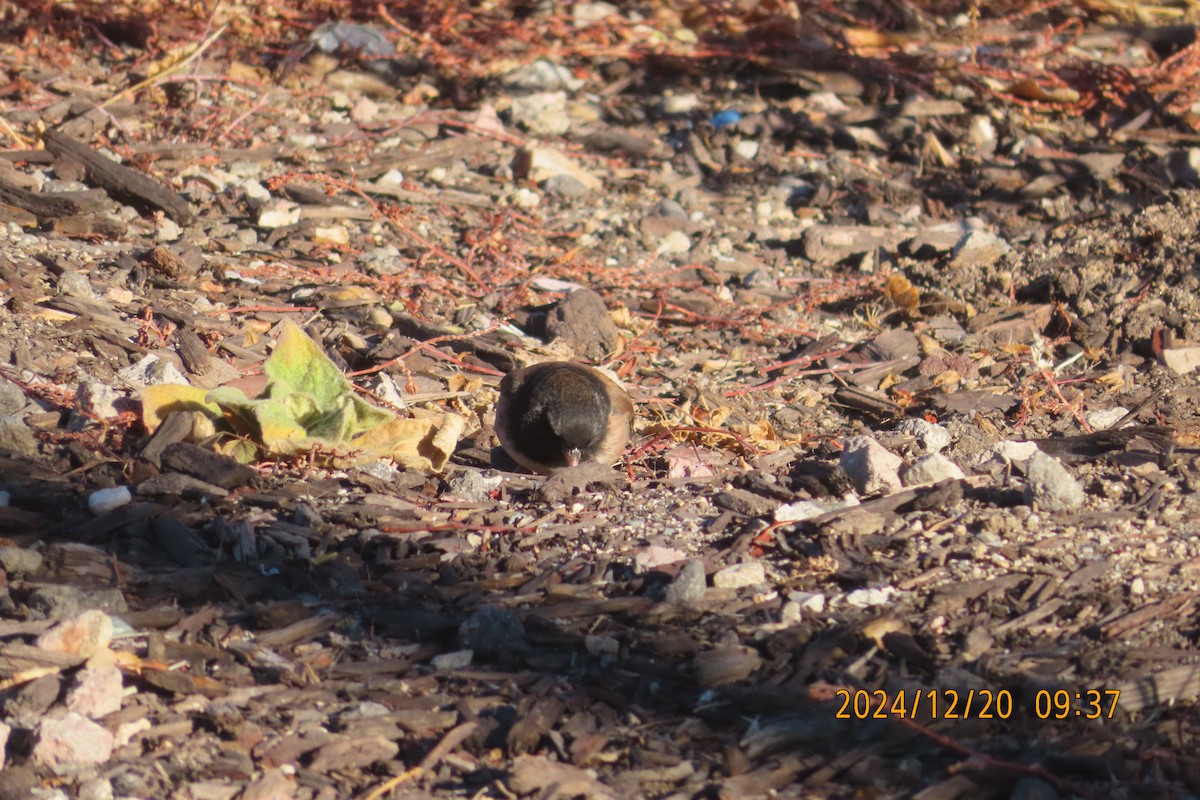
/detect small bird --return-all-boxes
[495,361,633,475]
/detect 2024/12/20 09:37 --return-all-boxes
[833,688,1121,720]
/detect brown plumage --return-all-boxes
[495,361,634,474]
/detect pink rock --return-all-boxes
[32,712,114,767]
[66,666,124,719]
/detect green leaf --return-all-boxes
[264,320,350,405]
[138,319,464,472]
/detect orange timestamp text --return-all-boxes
[834,688,1120,721]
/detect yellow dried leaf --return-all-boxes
[447,374,484,393]
[884,273,920,311]
[141,385,221,433]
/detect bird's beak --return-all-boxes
[565,447,582,468]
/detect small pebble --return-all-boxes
[88,487,132,515]
[712,561,766,590]
[431,649,474,671]
[665,559,707,603]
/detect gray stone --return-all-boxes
[24,585,128,621]
[545,288,621,361]
[950,229,1010,269]
[458,607,527,659]
[901,453,966,486]
[665,559,707,603]
[444,470,502,503]
[839,436,903,495]
[0,417,37,456]
[57,270,95,299]
[511,91,570,136]
[543,174,591,198]
[76,778,115,800]
[1023,450,1085,512]
[0,379,26,414]
[1010,778,1059,800]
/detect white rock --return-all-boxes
[807,91,849,114]
[845,586,896,608]
[990,440,1040,465]
[502,59,583,92]
[895,418,952,454]
[431,649,474,670]
[901,453,966,486]
[313,225,350,246]
[88,487,132,515]
[774,496,858,522]
[657,230,692,256]
[1086,407,1128,430]
[240,178,271,204]
[662,93,700,115]
[117,354,189,387]
[156,217,182,242]
[376,169,405,187]
[574,1,619,25]
[734,140,759,160]
[712,561,766,589]
[584,635,619,656]
[520,147,602,191]
[966,115,997,156]
[840,436,903,495]
[793,592,825,613]
[257,201,301,229]
[509,188,542,209]
[1161,344,1200,376]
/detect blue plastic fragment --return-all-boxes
[710,110,742,129]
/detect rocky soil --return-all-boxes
[2,1,1200,798]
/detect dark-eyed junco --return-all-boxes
[495,361,634,474]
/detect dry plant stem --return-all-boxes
[629,426,764,459]
[270,172,489,294]
[210,305,318,316]
[897,717,1101,800]
[1038,367,1093,433]
[359,721,479,800]
[101,24,229,109]
[347,322,507,379]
